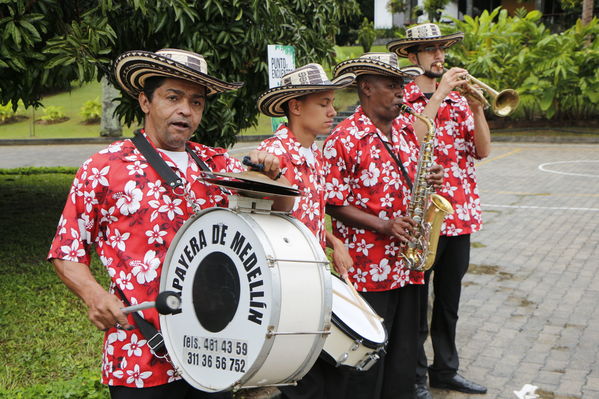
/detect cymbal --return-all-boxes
[206,171,293,189]
[202,171,301,198]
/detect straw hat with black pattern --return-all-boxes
[114,48,244,98]
[257,63,356,118]
[387,23,464,58]
[333,52,423,81]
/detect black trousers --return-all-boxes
[109,380,233,399]
[416,234,471,382]
[279,357,349,399]
[344,284,420,399]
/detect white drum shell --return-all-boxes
[322,278,387,370]
[160,207,331,392]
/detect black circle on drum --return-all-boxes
[192,251,241,332]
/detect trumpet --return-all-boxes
[434,63,519,117]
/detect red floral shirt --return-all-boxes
[47,133,244,388]
[257,125,326,248]
[323,106,424,292]
[401,81,482,236]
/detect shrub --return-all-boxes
[0,104,15,123]
[40,106,67,122]
[358,18,376,52]
[80,98,102,124]
[0,370,109,399]
[445,7,599,121]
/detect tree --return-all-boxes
[0,0,359,147]
[582,0,594,24]
[423,0,451,22]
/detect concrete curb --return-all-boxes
[1,134,599,146]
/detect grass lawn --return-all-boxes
[0,169,110,397]
[0,81,139,140]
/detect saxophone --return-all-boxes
[400,104,454,271]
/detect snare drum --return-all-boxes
[160,204,332,392]
[321,276,387,371]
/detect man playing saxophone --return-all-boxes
[323,53,444,399]
[387,23,491,398]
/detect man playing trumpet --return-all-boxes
[388,23,490,398]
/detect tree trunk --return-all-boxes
[100,77,122,137]
[582,0,594,25]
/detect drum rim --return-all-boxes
[330,276,387,349]
[159,207,283,391]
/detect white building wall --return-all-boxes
[375,0,460,27]
[374,0,393,28]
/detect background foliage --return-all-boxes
[442,7,599,122]
[0,0,359,147]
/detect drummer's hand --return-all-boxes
[330,236,352,279]
[86,287,134,331]
[247,150,282,181]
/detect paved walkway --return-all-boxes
[3,141,598,399]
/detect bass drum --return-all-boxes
[160,207,331,392]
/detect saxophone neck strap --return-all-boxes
[375,132,413,190]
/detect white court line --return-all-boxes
[483,204,599,212]
[538,160,599,178]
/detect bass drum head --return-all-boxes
[330,277,386,348]
[160,208,278,392]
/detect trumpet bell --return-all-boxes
[493,89,520,117]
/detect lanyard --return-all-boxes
[375,132,413,191]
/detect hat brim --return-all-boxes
[114,50,244,98]
[387,32,464,57]
[333,59,423,82]
[257,73,356,117]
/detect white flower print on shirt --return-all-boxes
[130,250,160,284]
[145,224,167,244]
[60,240,85,261]
[369,259,391,282]
[122,333,147,357]
[88,166,110,188]
[109,228,130,251]
[116,271,134,291]
[126,364,152,388]
[360,162,380,187]
[115,181,142,215]
[146,180,166,200]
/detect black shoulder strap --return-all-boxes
[131,130,214,187]
[376,132,413,190]
[114,285,166,355]
[131,131,184,189]
[185,143,212,172]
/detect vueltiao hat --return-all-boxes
[257,63,356,117]
[333,52,423,80]
[387,23,464,57]
[114,48,244,98]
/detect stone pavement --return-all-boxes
[2,141,598,399]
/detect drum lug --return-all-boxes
[355,352,381,372]
[266,256,276,268]
[351,339,362,351]
[336,352,349,366]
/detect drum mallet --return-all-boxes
[121,291,182,315]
